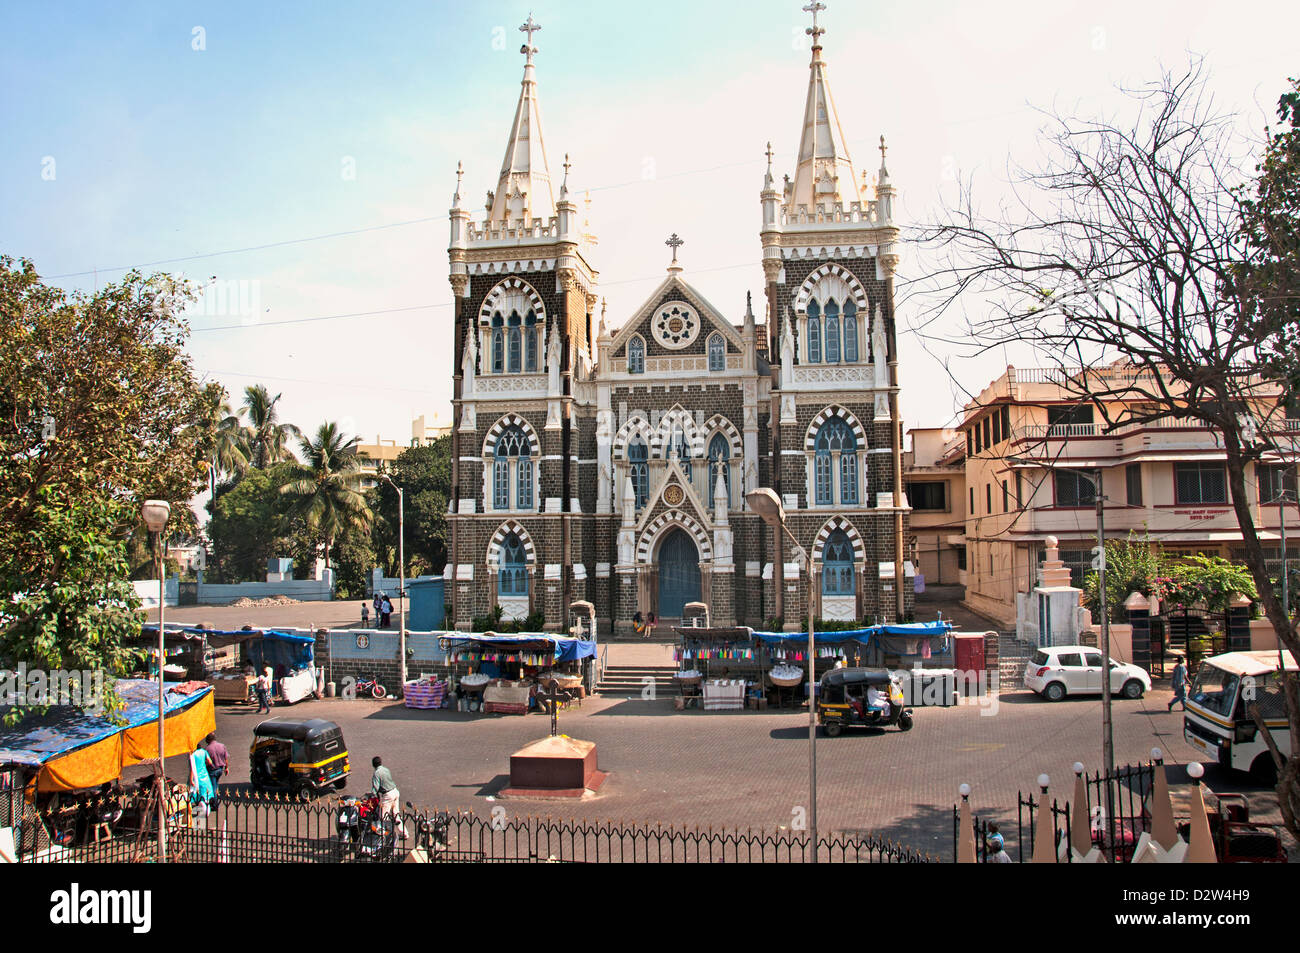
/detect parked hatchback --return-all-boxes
[1023,646,1151,701]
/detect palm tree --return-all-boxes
[242,383,302,469]
[191,383,250,503]
[278,421,371,569]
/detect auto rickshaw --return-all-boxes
[250,718,350,798]
[817,668,913,737]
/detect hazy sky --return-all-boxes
[3,0,1297,456]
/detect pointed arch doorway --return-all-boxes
[657,529,701,620]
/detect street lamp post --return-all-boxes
[747,488,818,862]
[140,499,171,863]
[379,473,407,689]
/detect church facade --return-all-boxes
[445,11,913,635]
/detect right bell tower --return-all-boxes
[760,1,911,623]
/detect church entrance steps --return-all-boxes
[595,665,681,697]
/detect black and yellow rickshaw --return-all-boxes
[817,668,913,737]
[250,718,350,798]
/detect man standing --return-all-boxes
[371,756,405,837]
[1167,655,1189,712]
[255,667,273,713]
[204,732,228,804]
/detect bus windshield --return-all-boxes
[1190,664,1240,719]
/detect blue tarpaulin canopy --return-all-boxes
[750,620,952,648]
[141,625,315,670]
[437,632,597,662]
[0,679,213,769]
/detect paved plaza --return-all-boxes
[207,677,1272,858]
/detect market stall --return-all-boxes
[672,626,762,710]
[142,625,319,705]
[0,679,215,795]
[438,633,597,716]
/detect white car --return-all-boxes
[1023,646,1151,701]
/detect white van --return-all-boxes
[1184,650,1295,781]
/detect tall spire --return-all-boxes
[789,2,860,210]
[487,14,555,227]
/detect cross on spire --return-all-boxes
[765,141,774,171]
[665,232,684,265]
[519,13,541,64]
[803,1,826,45]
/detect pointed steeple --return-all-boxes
[789,3,860,211]
[487,14,555,227]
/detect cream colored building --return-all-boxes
[904,427,966,586]
[355,414,453,487]
[959,363,1300,626]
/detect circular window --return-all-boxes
[654,302,699,350]
[664,484,685,506]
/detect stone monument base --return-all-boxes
[500,735,607,799]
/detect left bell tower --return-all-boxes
[446,15,600,630]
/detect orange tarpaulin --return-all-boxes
[36,692,215,793]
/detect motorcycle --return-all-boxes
[406,800,454,853]
[351,675,388,699]
[335,793,397,862]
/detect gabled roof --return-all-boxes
[609,273,745,353]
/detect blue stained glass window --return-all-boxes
[825,300,840,363]
[708,333,725,371]
[843,300,858,362]
[628,337,645,374]
[629,438,649,508]
[807,300,822,364]
[492,329,504,374]
[708,433,730,502]
[499,533,528,596]
[822,530,856,595]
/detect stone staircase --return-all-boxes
[595,664,680,699]
[996,633,1036,691]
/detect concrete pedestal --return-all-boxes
[501,735,607,799]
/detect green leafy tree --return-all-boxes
[0,257,209,717]
[191,382,248,505]
[278,422,371,570]
[1082,533,1170,624]
[241,383,301,469]
[371,437,451,577]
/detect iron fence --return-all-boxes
[953,760,1157,862]
[10,789,934,864]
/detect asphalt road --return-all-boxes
[207,681,1273,858]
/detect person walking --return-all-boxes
[255,667,273,712]
[1167,655,1189,712]
[361,601,370,628]
[189,741,215,828]
[371,756,405,838]
[203,732,228,805]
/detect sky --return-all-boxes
[3,0,1297,464]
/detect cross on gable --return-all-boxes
[665,232,684,264]
[519,13,541,61]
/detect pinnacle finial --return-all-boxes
[562,153,571,189]
[765,141,774,171]
[519,13,541,66]
[803,1,826,46]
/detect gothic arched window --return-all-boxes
[494,425,533,510]
[822,529,856,595]
[824,299,840,363]
[524,311,538,372]
[815,416,858,506]
[507,311,522,373]
[708,333,725,372]
[629,437,649,508]
[628,336,645,374]
[491,315,505,374]
[708,432,731,502]
[807,300,822,364]
[670,429,692,481]
[498,532,528,596]
[843,299,858,362]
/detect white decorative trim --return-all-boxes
[821,596,856,621]
[486,521,535,566]
[573,564,587,580]
[482,414,541,457]
[456,564,475,580]
[458,499,477,514]
[804,405,867,451]
[544,497,562,513]
[794,263,869,312]
[812,517,866,561]
[475,375,548,394]
[745,561,761,577]
[636,509,713,564]
[478,276,546,325]
[595,562,611,577]
[544,564,562,580]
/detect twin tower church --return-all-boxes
[445,8,913,635]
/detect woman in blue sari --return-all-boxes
[189,743,216,825]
